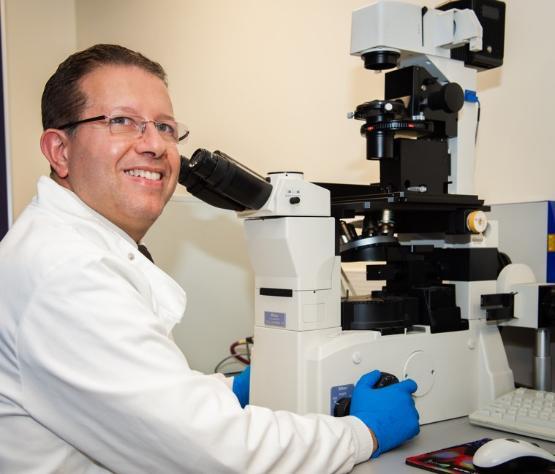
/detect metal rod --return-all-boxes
[534,327,552,391]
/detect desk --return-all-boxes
[352,416,555,473]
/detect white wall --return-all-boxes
[475,0,555,204]
[4,0,77,217]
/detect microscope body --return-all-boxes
[245,0,515,422]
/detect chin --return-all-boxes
[126,203,164,227]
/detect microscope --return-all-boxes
[179,0,555,424]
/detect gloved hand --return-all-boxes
[232,365,251,408]
[350,370,420,458]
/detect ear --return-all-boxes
[40,129,71,179]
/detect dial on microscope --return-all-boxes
[333,372,400,417]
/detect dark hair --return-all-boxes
[41,44,167,131]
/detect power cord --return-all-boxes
[214,336,254,375]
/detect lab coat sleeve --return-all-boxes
[16,253,373,473]
[209,371,234,389]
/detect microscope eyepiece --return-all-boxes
[179,149,273,212]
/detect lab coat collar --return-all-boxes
[36,176,137,246]
[35,176,187,330]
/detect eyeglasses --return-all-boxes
[57,114,189,143]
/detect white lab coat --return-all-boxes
[0,177,373,473]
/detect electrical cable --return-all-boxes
[474,99,481,144]
[245,339,251,363]
[214,354,244,374]
[230,339,251,365]
[214,336,254,374]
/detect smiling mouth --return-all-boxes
[124,169,162,181]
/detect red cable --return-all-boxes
[230,341,250,365]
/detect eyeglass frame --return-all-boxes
[56,114,190,143]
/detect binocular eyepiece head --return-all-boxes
[179,149,273,212]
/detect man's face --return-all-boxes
[61,64,180,241]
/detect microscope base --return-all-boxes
[250,319,514,424]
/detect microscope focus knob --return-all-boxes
[466,210,488,234]
[334,397,351,417]
[427,83,464,114]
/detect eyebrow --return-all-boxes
[110,106,176,121]
[157,113,177,122]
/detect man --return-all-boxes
[0,44,419,473]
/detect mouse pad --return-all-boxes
[405,438,491,473]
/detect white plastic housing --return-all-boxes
[350,1,482,59]
[240,172,330,219]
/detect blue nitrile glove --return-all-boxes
[350,370,420,458]
[232,365,251,408]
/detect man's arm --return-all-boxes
[17,253,372,473]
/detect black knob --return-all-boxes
[334,397,351,417]
[289,196,301,204]
[333,372,400,418]
[374,372,399,388]
[428,83,464,114]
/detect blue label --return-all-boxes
[330,384,354,416]
[548,202,555,283]
[464,89,478,103]
[264,311,286,327]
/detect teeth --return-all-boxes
[125,169,161,181]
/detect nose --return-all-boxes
[134,121,168,158]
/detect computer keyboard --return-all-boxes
[469,387,555,442]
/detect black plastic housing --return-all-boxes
[438,0,506,70]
